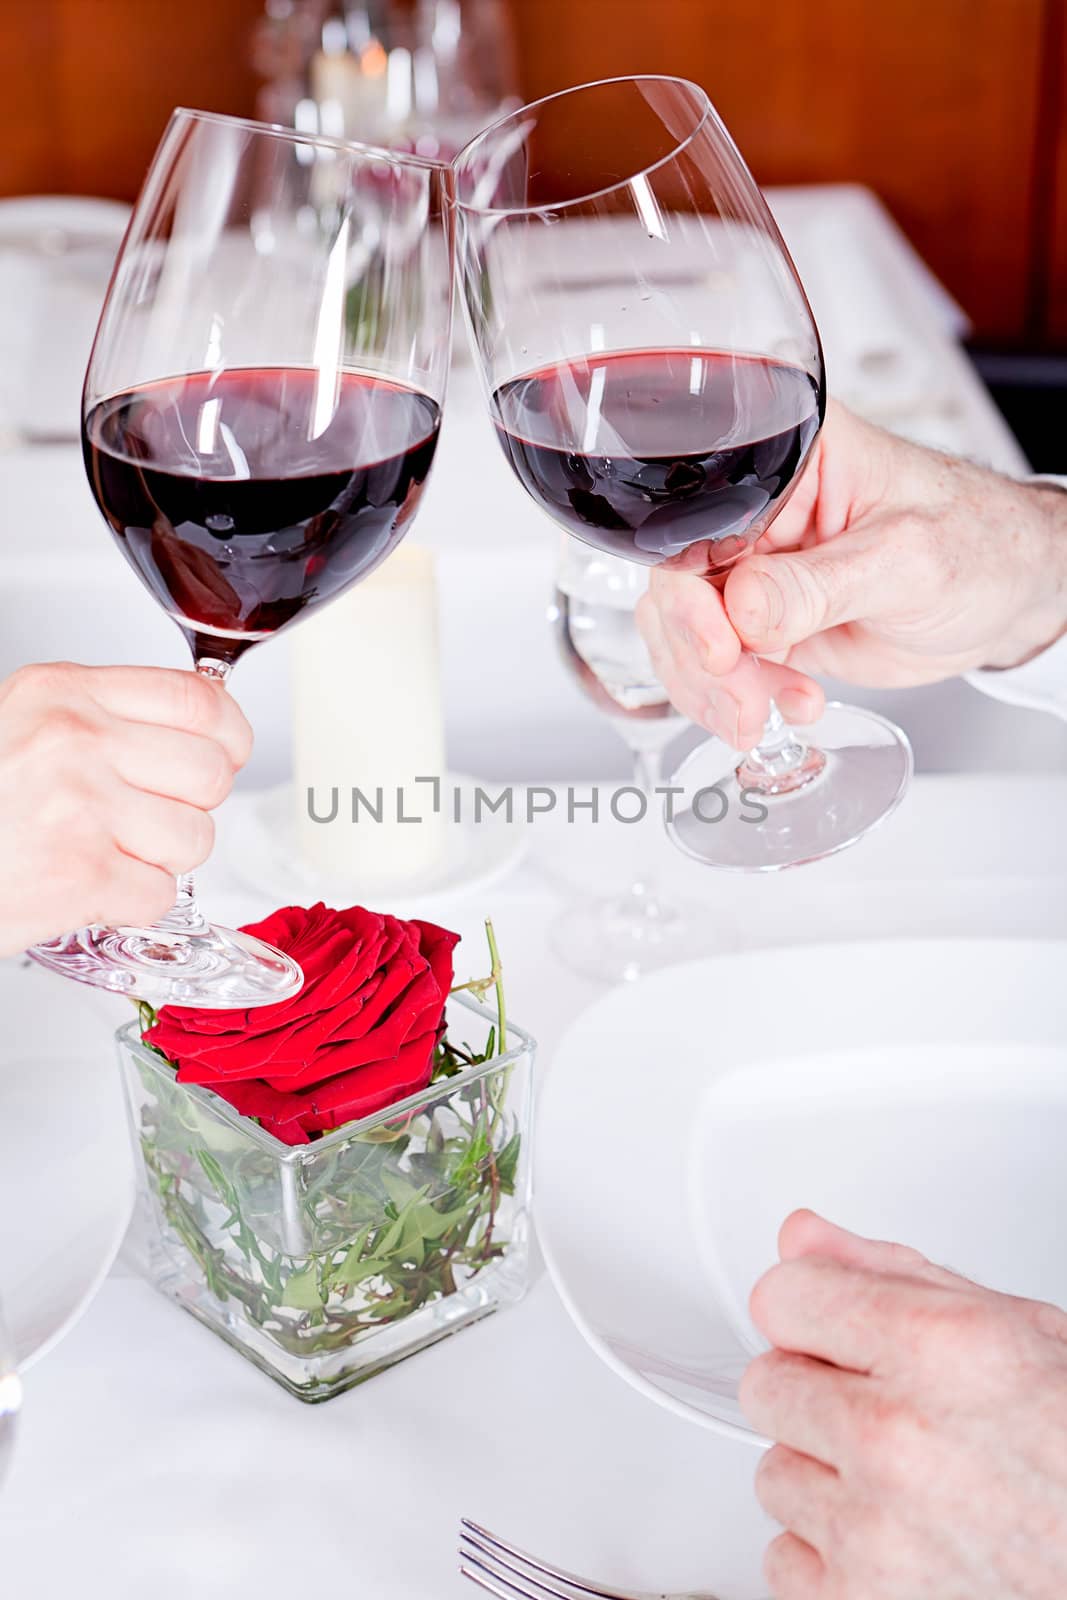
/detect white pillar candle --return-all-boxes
[292,543,447,891]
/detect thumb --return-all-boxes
[725,530,893,654]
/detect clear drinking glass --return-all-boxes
[551,539,695,982]
[30,109,454,1004]
[453,76,911,872]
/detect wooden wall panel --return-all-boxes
[0,0,1060,345]
[1042,0,1067,345]
[508,0,1052,345]
[0,0,264,199]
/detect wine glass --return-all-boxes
[453,76,911,872]
[30,109,453,1004]
[551,539,699,982]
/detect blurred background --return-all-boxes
[1,0,1064,465]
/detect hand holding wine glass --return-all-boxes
[454,75,912,872]
[0,663,250,955]
[640,399,1067,738]
[31,109,453,1005]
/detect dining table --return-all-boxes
[1,181,1066,1598]
[2,768,1067,1600]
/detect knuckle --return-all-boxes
[8,661,71,700]
[1026,1296,1067,1346]
[762,1531,807,1591]
[753,1442,791,1504]
[917,1294,1002,1363]
[856,1394,929,1488]
[27,706,95,762]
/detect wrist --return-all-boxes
[978,479,1067,671]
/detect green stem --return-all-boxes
[485,918,506,1051]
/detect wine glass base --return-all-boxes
[666,701,913,872]
[551,884,708,984]
[28,922,303,1010]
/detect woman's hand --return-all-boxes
[637,403,1067,748]
[743,1211,1067,1600]
[0,662,252,954]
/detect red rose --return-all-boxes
[146,904,460,1146]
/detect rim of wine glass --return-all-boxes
[452,74,721,217]
[171,105,453,173]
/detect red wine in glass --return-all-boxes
[493,347,821,568]
[84,367,441,664]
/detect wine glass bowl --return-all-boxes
[454,76,911,872]
[30,110,454,1004]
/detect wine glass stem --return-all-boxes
[736,698,827,798]
[624,740,667,907]
[633,743,664,800]
[156,657,233,937]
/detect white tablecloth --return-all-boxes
[3,772,1066,1600]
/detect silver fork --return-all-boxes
[458,1519,726,1600]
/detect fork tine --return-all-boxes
[460,1552,543,1600]
[460,1520,622,1600]
[460,1547,568,1600]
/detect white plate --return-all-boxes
[217,777,527,912]
[536,939,1067,1444]
[0,962,133,1369]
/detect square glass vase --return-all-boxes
[116,994,534,1402]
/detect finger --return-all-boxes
[646,568,744,677]
[756,1444,840,1554]
[724,521,908,655]
[749,1256,934,1373]
[762,1531,825,1600]
[84,666,253,768]
[106,723,236,810]
[778,1211,963,1290]
[93,856,177,930]
[740,1348,865,1464]
[702,658,824,747]
[645,641,825,747]
[112,788,215,877]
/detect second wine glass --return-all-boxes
[30,109,454,1006]
[453,76,911,873]
[552,539,694,982]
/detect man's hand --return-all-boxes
[637,404,1067,749]
[740,1210,1067,1599]
[0,662,252,954]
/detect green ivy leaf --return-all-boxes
[413,1201,476,1240]
[496,1133,522,1193]
[331,1254,390,1287]
[381,1170,427,1213]
[280,1266,324,1311]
